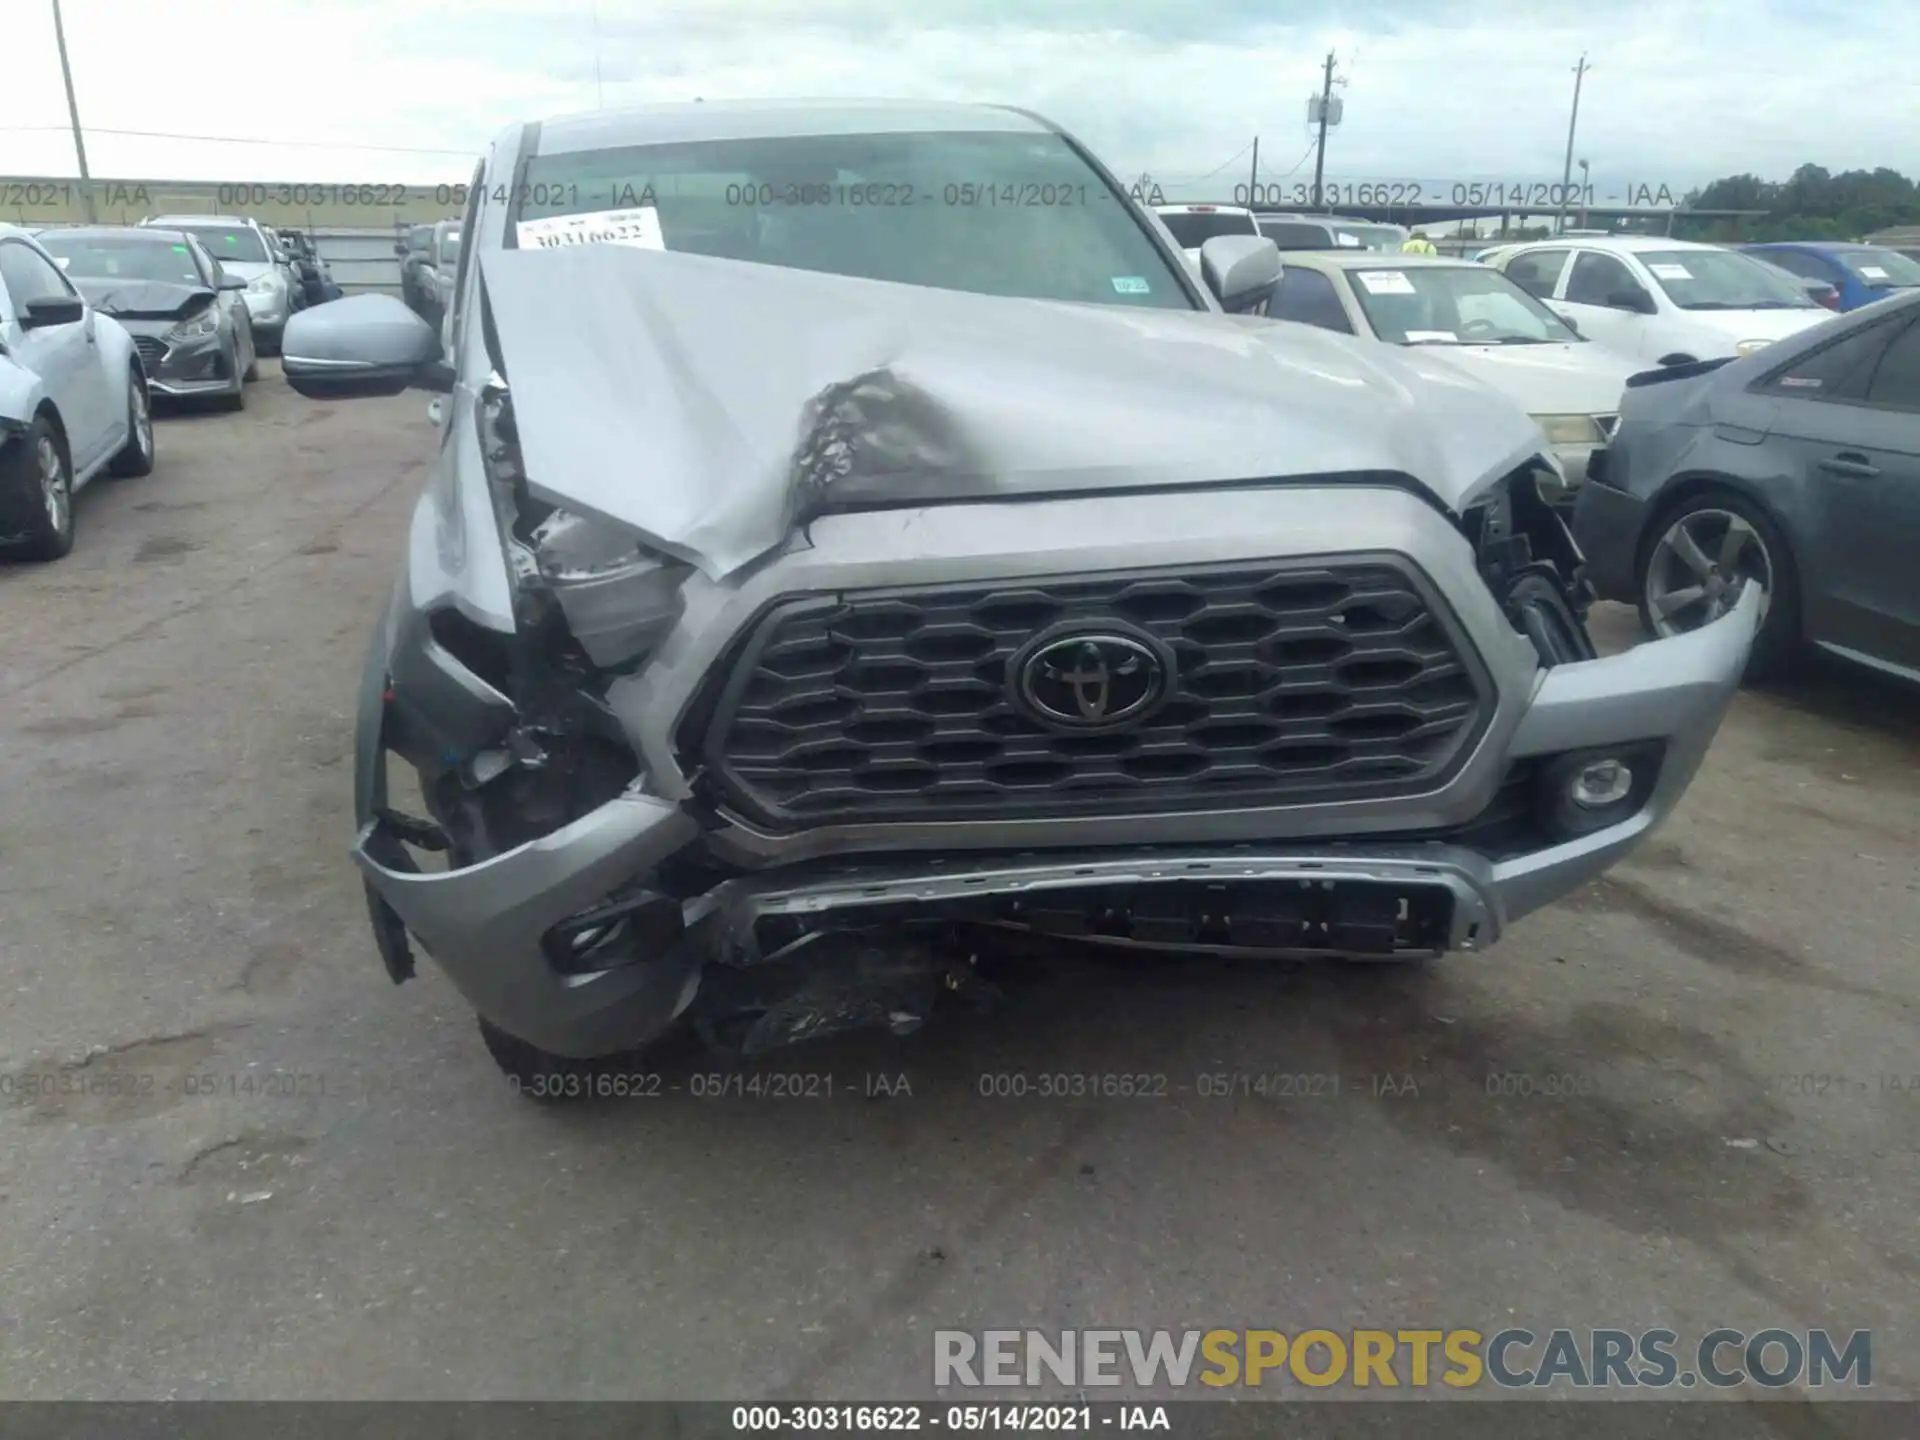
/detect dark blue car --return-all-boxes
[1742,242,1920,312]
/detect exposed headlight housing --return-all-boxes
[1734,339,1771,356]
[479,383,692,673]
[164,306,221,342]
[1533,413,1605,447]
[530,509,690,670]
[247,272,282,294]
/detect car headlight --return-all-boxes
[164,306,221,343]
[1734,339,1771,356]
[480,385,691,672]
[247,272,282,294]
[1533,414,1605,447]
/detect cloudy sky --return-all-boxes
[4,0,1916,198]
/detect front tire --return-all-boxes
[1636,486,1798,679]
[1,416,75,562]
[107,372,156,478]
[477,1018,604,1104]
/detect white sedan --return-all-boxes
[0,224,154,561]
[1484,235,1828,364]
[1263,250,1640,500]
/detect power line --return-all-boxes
[0,124,476,156]
[1193,141,1255,181]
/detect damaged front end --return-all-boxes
[349,247,1756,1071]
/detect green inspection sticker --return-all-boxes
[1111,276,1150,294]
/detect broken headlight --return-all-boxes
[479,381,691,673]
[529,509,690,670]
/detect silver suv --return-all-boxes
[277,100,1758,1093]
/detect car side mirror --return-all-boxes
[20,295,86,329]
[1198,234,1284,314]
[281,293,452,399]
[1608,288,1656,315]
[217,273,248,292]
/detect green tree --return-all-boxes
[1673,162,1919,243]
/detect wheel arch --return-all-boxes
[1636,471,1804,632]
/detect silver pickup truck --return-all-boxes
[279,99,1757,1096]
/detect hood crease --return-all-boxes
[478,245,1551,580]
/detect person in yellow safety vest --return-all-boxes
[1401,230,1439,255]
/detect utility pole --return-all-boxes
[1554,54,1591,236]
[1309,50,1336,212]
[51,0,96,221]
[1248,136,1259,207]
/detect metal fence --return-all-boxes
[311,228,404,297]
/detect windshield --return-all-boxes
[517,130,1192,311]
[168,225,269,265]
[1638,249,1817,310]
[1835,247,1920,288]
[37,233,205,287]
[1159,211,1258,249]
[1346,263,1580,345]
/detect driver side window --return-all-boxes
[1566,251,1647,308]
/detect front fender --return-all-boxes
[91,313,140,381]
[0,352,49,427]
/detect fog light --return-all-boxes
[1570,758,1633,808]
[1533,742,1664,841]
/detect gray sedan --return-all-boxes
[1572,288,1920,681]
[36,226,258,409]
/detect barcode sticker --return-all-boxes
[516,207,665,251]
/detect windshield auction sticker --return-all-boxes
[516,206,665,251]
[1356,270,1416,295]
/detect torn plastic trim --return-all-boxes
[702,847,1505,964]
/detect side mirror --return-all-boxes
[1198,234,1284,314]
[1608,288,1656,315]
[20,295,86,329]
[281,293,452,399]
[217,273,248,292]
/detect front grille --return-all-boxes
[690,559,1495,831]
[132,336,167,369]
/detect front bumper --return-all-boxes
[351,483,1760,1059]
[133,331,237,396]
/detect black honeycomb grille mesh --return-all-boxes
[693,560,1492,830]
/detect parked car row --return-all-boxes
[1152,203,1408,263]
[1248,232,1917,683]
[0,212,356,563]
[0,224,156,561]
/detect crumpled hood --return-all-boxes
[72,278,212,321]
[479,245,1552,580]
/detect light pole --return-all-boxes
[50,0,96,221]
[1554,54,1590,236]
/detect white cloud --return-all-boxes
[2,0,1915,191]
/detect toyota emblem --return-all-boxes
[1015,632,1168,729]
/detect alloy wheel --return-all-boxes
[37,434,70,538]
[1644,506,1772,638]
[131,383,154,461]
